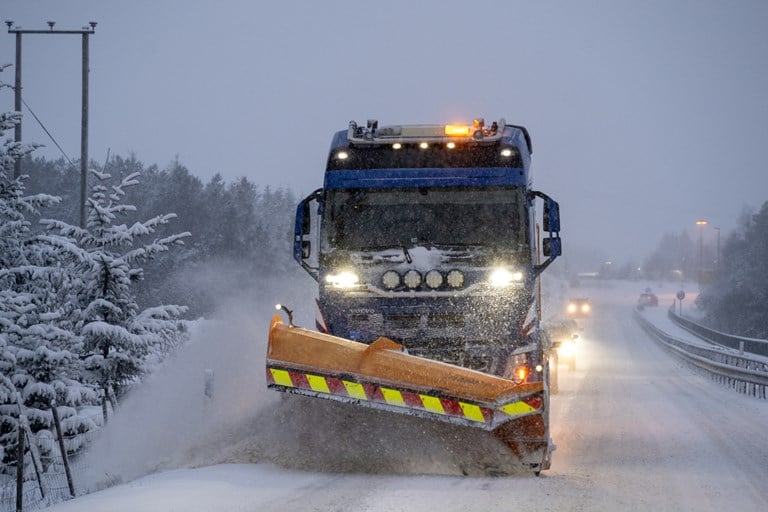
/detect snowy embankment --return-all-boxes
[43,280,768,511]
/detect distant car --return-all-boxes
[637,288,659,308]
[545,319,580,372]
[566,298,591,318]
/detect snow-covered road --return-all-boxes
[44,282,768,511]
[550,289,768,510]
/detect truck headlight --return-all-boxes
[403,269,422,289]
[325,271,360,288]
[446,269,464,288]
[382,270,400,290]
[489,268,524,287]
[425,270,443,289]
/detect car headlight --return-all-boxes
[581,303,591,313]
[559,340,577,357]
[567,303,577,314]
[325,271,360,288]
[489,267,524,287]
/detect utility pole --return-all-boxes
[6,20,97,228]
[13,28,21,179]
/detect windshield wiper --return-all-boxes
[401,244,413,264]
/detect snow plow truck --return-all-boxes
[266,118,562,474]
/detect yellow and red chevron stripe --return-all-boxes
[266,366,542,428]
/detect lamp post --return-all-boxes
[695,219,708,286]
[713,227,720,271]
[5,20,97,228]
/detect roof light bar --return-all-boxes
[347,118,506,144]
[445,124,471,136]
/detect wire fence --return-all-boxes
[1,429,99,512]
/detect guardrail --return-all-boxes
[633,309,768,399]
[668,309,768,357]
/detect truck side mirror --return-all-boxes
[301,201,312,235]
[294,188,323,280]
[543,237,562,257]
[531,190,562,277]
[543,198,560,233]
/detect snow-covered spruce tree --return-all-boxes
[41,170,191,423]
[696,201,768,338]
[0,110,97,469]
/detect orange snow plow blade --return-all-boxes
[266,314,550,467]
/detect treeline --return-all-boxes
[641,230,698,283]
[695,202,768,339]
[21,153,298,317]
[642,203,768,339]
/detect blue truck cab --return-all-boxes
[293,118,561,378]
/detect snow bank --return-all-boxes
[78,269,316,490]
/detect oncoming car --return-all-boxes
[566,298,591,318]
[544,318,580,394]
[545,319,580,371]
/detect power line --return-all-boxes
[19,95,78,170]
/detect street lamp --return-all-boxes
[695,219,708,286]
[713,227,720,270]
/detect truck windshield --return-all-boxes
[321,187,528,252]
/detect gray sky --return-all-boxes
[3,0,768,270]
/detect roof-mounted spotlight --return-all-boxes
[472,118,485,140]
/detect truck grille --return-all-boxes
[384,314,420,329]
[346,310,512,341]
[427,313,465,328]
